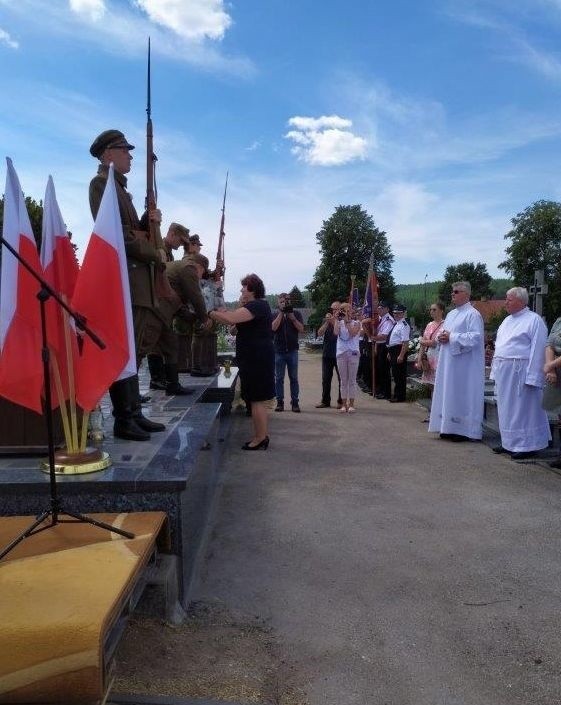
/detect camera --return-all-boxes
[282,304,294,314]
[337,311,346,320]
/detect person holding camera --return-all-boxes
[333,303,362,413]
[272,293,305,412]
[315,301,344,409]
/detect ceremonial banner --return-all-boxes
[71,165,136,412]
[364,252,379,317]
[0,158,44,413]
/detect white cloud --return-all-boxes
[285,115,368,166]
[245,140,261,152]
[0,27,19,49]
[69,0,105,22]
[0,0,252,76]
[134,0,232,41]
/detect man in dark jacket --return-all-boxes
[272,293,305,412]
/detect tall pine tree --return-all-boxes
[308,205,395,325]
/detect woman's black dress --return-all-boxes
[236,299,274,402]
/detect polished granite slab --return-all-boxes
[0,367,237,605]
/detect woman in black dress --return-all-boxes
[209,274,274,450]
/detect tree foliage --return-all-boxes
[499,200,561,326]
[307,205,395,327]
[438,262,493,304]
[288,285,306,307]
[0,194,43,253]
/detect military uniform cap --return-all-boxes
[185,253,209,269]
[90,130,135,158]
[170,222,190,244]
[393,303,407,313]
[377,300,389,308]
[189,233,203,246]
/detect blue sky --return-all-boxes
[1,0,561,300]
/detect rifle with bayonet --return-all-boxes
[145,37,174,301]
[215,171,228,282]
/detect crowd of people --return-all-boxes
[87,127,560,462]
[222,278,561,466]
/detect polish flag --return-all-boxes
[40,175,79,407]
[0,158,44,413]
[71,164,136,412]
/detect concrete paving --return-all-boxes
[192,350,561,705]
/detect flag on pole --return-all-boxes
[0,158,44,413]
[71,164,136,412]
[363,252,380,318]
[41,175,79,407]
[352,285,360,309]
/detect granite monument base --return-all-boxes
[0,369,238,608]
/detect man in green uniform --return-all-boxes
[89,129,168,441]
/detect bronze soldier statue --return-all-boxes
[89,129,168,441]
[147,222,191,388]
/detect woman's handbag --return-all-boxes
[417,347,430,373]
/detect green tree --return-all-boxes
[307,205,395,327]
[289,285,306,307]
[499,200,561,326]
[438,262,493,304]
[486,307,508,332]
[0,195,44,266]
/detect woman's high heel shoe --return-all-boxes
[242,436,270,451]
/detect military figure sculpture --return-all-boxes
[89,129,167,441]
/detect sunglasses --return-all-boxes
[452,289,465,294]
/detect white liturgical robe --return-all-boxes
[429,302,485,439]
[490,307,551,452]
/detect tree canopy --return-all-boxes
[288,285,306,307]
[307,205,395,326]
[499,199,561,326]
[438,262,493,304]
[0,194,43,246]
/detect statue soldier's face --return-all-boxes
[104,146,132,175]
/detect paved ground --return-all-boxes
[115,350,561,705]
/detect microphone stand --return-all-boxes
[0,234,134,561]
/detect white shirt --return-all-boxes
[377,313,395,338]
[388,318,410,347]
[336,320,361,355]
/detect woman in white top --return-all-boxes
[333,303,362,412]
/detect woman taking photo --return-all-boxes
[333,303,362,413]
[209,274,274,450]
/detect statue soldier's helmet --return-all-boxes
[90,130,135,158]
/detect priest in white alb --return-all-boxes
[429,281,485,441]
[490,286,551,459]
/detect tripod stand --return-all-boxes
[0,236,134,561]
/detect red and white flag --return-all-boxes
[0,158,44,413]
[71,164,136,412]
[41,175,79,407]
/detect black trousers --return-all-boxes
[375,343,391,398]
[321,356,342,406]
[358,339,372,392]
[388,346,407,401]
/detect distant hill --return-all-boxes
[395,278,513,308]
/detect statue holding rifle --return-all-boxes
[87,41,190,439]
[89,128,168,441]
